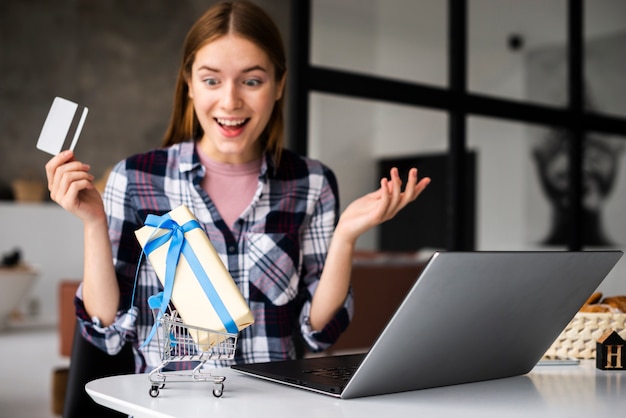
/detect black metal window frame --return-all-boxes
[288,0,626,251]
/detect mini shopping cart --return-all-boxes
[147,308,238,398]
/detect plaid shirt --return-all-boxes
[75,141,353,373]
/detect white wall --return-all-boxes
[0,203,83,325]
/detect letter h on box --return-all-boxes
[596,330,625,370]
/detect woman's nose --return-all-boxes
[220,82,243,110]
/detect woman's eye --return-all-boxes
[203,78,219,86]
[244,79,262,87]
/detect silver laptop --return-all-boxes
[231,250,623,398]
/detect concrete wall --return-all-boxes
[0,0,290,197]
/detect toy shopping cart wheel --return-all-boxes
[147,309,238,398]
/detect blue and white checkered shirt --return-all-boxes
[75,141,353,373]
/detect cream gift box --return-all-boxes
[135,204,254,348]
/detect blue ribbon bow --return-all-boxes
[140,212,238,347]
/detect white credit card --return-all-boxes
[36,96,89,155]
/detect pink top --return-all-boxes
[197,147,262,228]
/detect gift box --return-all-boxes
[135,205,254,347]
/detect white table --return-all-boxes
[87,360,626,418]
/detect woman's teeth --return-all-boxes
[216,118,246,127]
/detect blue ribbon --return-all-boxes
[140,212,238,347]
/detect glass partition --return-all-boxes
[469,0,567,106]
[585,0,626,118]
[309,92,447,250]
[583,131,626,296]
[468,116,557,250]
[311,0,447,86]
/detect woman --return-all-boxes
[45,1,430,373]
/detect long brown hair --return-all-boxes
[162,1,287,163]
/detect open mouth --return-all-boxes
[215,118,249,130]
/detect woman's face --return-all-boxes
[187,34,285,164]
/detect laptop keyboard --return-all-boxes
[303,365,358,382]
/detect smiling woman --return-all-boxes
[187,34,285,164]
[163,0,288,167]
[42,0,429,384]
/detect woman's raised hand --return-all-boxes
[334,167,430,245]
[45,150,105,223]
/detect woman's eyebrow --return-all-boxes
[242,65,268,73]
[197,65,219,72]
[197,65,268,73]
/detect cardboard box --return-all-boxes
[135,205,254,347]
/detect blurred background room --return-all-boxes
[1,0,625,416]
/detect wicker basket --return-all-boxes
[543,312,626,359]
